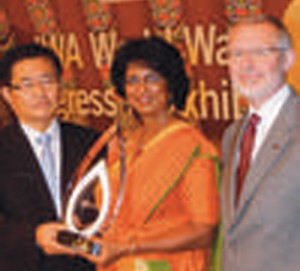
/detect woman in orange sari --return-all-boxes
[37,37,219,271]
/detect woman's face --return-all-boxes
[124,62,170,118]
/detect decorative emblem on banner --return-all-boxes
[149,0,182,30]
[224,0,262,20]
[148,0,191,71]
[81,0,115,99]
[82,0,114,32]
[148,0,184,43]
[0,6,14,52]
[25,0,58,32]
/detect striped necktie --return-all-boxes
[36,133,60,215]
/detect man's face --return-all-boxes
[228,22,294,108]
[3,57,60,131]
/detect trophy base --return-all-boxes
[57,230,101,256]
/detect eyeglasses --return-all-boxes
[228,47,288,61]
[9,74,59,93]
[125,73,163,86]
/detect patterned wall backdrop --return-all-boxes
[0,0,297,146]
[224,0,262,20]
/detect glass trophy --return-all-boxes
[57,159,111,256]
[57,109,127,256]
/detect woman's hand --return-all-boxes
[36,222,76,256]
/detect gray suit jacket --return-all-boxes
[221,90,300,271]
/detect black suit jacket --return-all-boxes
[0,120,99,271]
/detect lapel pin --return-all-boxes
[272,143,280,150]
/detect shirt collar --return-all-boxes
[21,119,60,142]
[249,84,291,120]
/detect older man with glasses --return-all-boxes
[221,14,300,271]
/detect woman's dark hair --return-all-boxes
[111,37,189,110]
[0,43,63,86]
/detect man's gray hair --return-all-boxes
[228,14,293,49]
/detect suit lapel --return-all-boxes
[60,122,91,207]
[223,119,246,228]
[60,123,80,204]
[236,94,297,218]
[60,124,72,196]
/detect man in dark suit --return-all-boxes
[0,43,98,271]
[221,15,300,271]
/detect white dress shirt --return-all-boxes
[21,120,62,217]
[249,84,291,160]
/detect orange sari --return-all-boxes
[98,120,219,271]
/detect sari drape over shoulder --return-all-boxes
[98,120,219,271]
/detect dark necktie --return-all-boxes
[235,113,261,206]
